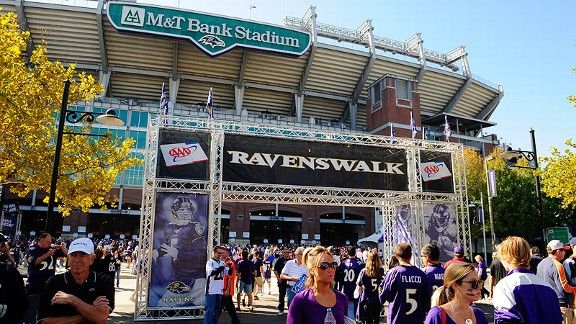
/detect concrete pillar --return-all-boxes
[294,94,304,122]
[235,85,245,115]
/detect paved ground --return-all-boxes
[21,264,495,323]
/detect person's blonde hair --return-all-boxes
[435,262,476,306]
[304,246,333,292]
[474,255,483,263]
[365,250,383,278]
[497,236,531,269]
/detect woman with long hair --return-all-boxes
[425,262,488,324]
[355,250,384,324]
[287,245,348,324]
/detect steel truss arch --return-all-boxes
[134,115,470,320]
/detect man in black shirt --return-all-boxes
[38,238,114,323]
[490,250,507,298]
[273,248,291,315]
[0,233,27,323]
[530,246,544,274]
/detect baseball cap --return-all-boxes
[547,240,565,251]
[68,238,95,254]
[453,246,464,255]
[570,237,576,246]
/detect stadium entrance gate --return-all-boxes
[134,115,470,320]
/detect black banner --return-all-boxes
[419,151,454,193]
[156,128,211,180]
[223,134,408,191]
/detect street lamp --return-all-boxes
[45,80,124,233]
[499,129,544,243]
[469,197,488,263]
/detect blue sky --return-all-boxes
[143,0,576,156]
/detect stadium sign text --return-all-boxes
[107,2,311,57]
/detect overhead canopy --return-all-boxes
[422,112,496,132]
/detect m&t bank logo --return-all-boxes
[121,6,145,27]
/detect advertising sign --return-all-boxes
[156,128,211,180]
[223,134,408,191]
[107,2,311,57]
[148,193,208,308]
[546,227,570,244]
[419,151,454,193]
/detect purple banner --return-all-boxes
[422,203,458,262]
[395,205,414,246]
[148,193,209,308]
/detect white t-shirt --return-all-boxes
[206,258,225,295]
[281,259,309,287]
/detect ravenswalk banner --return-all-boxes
[148,193,209,308]
[422,203,457,262]
[223,134,409,191]
[156,128,211,180]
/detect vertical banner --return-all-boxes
[1,211,18,239]
[148,193,209,308]
[487,169,497,197]
[422,203,458,262]
[395,205,414,246]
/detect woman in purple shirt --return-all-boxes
[287,246,348,324]
[425,262,488,324]
[355,250,384,324]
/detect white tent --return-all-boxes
[357,232,384,245]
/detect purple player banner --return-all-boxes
[395,204,414,246]
[148,193,209,308]
[422,203,458,262]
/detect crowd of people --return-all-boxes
[3,230,576,323]
[0,232,139,323]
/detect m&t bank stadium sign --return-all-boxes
[107,2,311,57]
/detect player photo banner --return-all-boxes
[422,203,458,262]
[419,151,454,193]
[394,205,414,246]
[148,193,209,308]
[223,134,409,191]
[156,128,211,180]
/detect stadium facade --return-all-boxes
[0,0,502,245]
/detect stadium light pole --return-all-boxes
[499,129,544,244]
[45,80,124,234]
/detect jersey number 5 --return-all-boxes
[405,288,418,315]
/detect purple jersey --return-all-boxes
[423,263,445,290]
[287,288,348,324]
[425,306,488,324]
[356,267,384,303]
[237,259,256,284]
[338,258,364,299]
[379,265,432,324]
[26,245,66,294]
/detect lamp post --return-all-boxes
[499,129,544,243]
[469,197,488,263]
[45,80,124,234]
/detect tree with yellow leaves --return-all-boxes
[541,141,576,209]
[0,10,140,216]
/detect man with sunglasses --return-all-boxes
[537,239,576,323]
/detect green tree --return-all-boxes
[540,140,576,209]
[0,10,141,215]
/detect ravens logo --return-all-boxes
[198,35,225,48]
[166,281,192,294]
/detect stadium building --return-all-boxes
[0,0,503,245]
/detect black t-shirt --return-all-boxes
[254,258,264,277]
[529,255,544,274]
[38,271,115,320]
[273,256,289,284]
[490,257,507,286]
[0,262,28,323]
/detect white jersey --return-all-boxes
[205,258,224,295]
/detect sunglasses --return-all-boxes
[318,262,338,270]
[462,279,484,289]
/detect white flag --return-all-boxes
[444,115,451,141]
[410,112,417,139]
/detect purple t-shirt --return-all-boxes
[237,259,255,284]
[356,267,384,303]
[338,258,364,299]
[287,288,348,324]
[379,265,432,324]
[424,306,488,324]
[423,263,445,290]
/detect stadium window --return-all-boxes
[371,81,382,112]
[396,79,412,102]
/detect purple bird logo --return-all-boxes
[198,35,225,48]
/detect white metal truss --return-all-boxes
[135,115,469,320]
